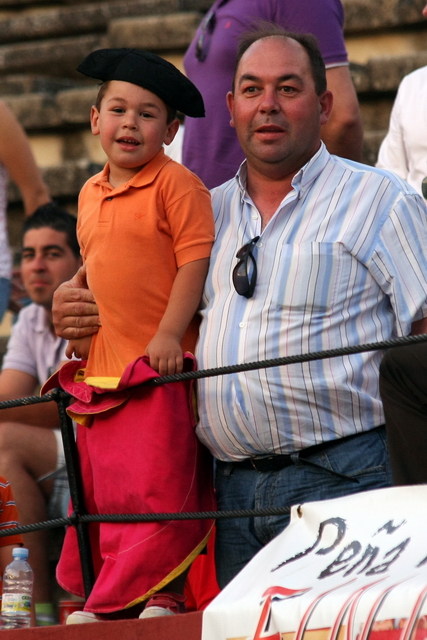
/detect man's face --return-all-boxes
[21,227,82,311]
[227,36,332,178]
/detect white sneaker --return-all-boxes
[139,592,186,619]
[66,610,102,624]
[139,606,176,619]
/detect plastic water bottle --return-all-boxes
[1,548,33,629]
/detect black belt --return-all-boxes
[218,427,384,481]
[223,438,334,472]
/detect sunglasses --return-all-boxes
[195,8,216,61]
[232,236,260,298]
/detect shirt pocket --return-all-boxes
[271,242,346,316]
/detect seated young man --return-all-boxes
[0,203,81,624]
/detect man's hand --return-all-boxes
[52,264,100,339]
[66,336,93,360]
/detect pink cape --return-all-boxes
[43,355,215,613]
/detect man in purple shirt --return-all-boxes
[183,0,363,188]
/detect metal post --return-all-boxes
[53,389,95,599]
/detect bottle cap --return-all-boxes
[12,547,29,559]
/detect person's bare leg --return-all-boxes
[0,423,58,604]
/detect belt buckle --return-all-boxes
[250,458,260,471]
[250,456,273,472]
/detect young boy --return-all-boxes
[48,48,216,622]
[0,476,23,591]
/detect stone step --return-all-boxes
[343,0,427,32]
[108,12,202,51]
[7,159,102,203]
[361,130,388,168]
[0,0,423,32]
[0,12,204,76]
[0,0,179,44]
[350,49,427,94]
[0,33,105,76]
[0,3,424,82]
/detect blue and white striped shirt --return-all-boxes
[195,144,427,460]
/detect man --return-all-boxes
[379,344,427,486]
[183,0,364,188]
[52,26,427,590]
[0,203,81,623]
[376,3,427,201]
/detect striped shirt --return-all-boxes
[195,144,427,461]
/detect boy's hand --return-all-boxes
[66,336,92,361]
[145,331,183,376]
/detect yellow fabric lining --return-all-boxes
[125,526,215,608]
[84,376,121,389]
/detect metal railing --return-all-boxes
[0,332,426,600]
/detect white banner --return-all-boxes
[202,486,427,640]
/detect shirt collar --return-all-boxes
[90,148,171,193]
[30,303,53,334]
[235,142,330,200]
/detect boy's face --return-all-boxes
[90,80,179,187]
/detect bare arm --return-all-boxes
[0,101,50,216]
[145,257,210,376]
[322,66,364,162]
[0,368,59,427]
[52,264,100,340]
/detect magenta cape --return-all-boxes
[42,355,215,613]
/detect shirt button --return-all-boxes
[239,322,246,328]
[251,213,258,219]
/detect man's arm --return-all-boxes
[0,368,60,427]
[52,264,100,339]
[410,317,427,335]
[0,101,50,216]
[322,66,364,162]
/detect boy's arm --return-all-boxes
[145,257,210,376]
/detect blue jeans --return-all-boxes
[0,277,10,323]
[215,426,391,588]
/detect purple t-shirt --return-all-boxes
[183,0,348,189]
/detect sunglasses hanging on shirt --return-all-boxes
[232,236,260,299]
[195,0,231,62]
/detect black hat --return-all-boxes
[77,48,205,118]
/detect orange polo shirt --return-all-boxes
[77,149,215,380]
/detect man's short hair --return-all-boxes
[23,202,80,258]
[232,22,327,96]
